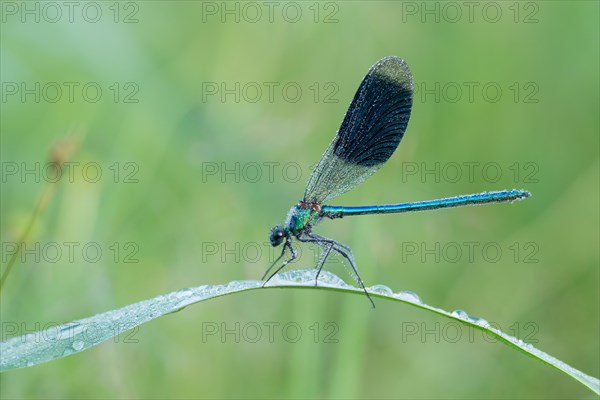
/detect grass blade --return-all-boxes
[1,270,597,394]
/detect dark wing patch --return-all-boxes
[333,56,413,166]
[303,57,413,204]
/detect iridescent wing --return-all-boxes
[304,56,413,204]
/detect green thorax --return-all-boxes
[284,202,322,235]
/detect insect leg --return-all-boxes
[262,240,298,286]
[306,233,375,308]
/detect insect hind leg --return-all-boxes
[329,245,375,308]
[303,233,375,308]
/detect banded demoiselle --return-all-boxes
[263,56,530,307]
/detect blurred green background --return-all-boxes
[1,1,598,398]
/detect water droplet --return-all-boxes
[226,281,241,290]
[263,274,283,286]
[522,342,534,351]
[176,288,193,298]
[209,285,226,296]
[280,270,307,283]
[451,309,469,319]
[469,316,490,328]
[62,347,74,357]
[395,290,422,304]
[72,340,85,351]
[45,328,59,340]
[317,271,350,287]
[368,284,393,296]
[228,280,257,291]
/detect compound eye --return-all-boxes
[269,225,285,246]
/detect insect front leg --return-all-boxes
[262,240,297,286]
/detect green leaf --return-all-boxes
[1,270,598,395]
